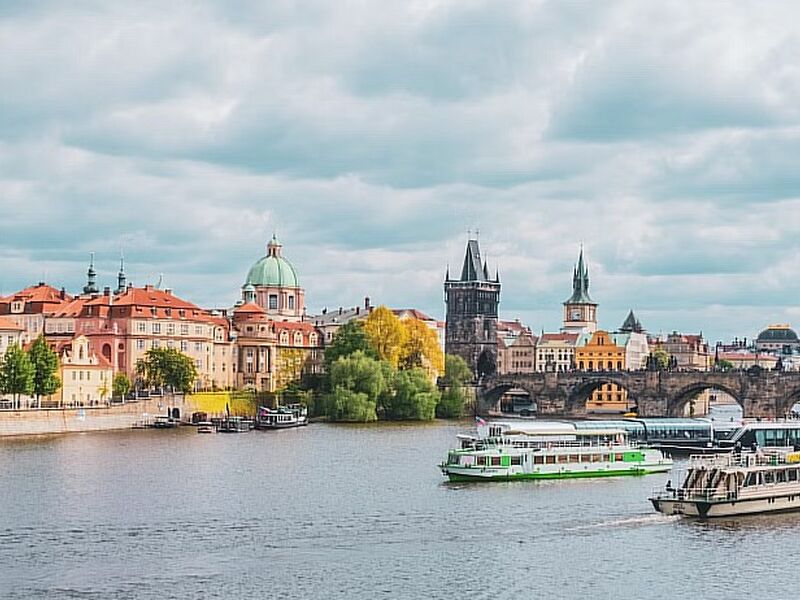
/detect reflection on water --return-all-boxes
[1,421,799,599]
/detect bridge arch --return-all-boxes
[478,380,541,415]
[667,382,743,418]
[565,374,637,415]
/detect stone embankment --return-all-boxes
[0,398,183,437]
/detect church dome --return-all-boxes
[244,236,300,288]
[757,325,798,342]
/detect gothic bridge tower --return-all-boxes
[444,238,501,378]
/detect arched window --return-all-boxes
[309,333,317,346]
[293,332,303,346]
[279,331,289,345]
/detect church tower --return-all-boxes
[562,246,597,334]
[444,237,501,378]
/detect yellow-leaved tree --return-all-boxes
[363,305,407,368]
[400,318,444,377]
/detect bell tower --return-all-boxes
[562,246,597,334]
[444,237,501,378]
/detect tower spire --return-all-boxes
[83,252,98,295]
[116,252,127,294]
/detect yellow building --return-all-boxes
[575,330,630,414]
[59,335,114,407]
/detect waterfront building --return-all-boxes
[58,335,114,407]
[655,332,712,371]
[616,311,649,370]
[496,320,536,374]
[74,285,234,391]
[535,332,579,372]
[755,324,800,355]
[0,316,25,360]
[242,235,305,321]
[574,330,637,414]
[309,298,373,345]
[562,247,597,334]
[717,351,778,370]
[0,283,70,341]
[231,301,322,392]
[444,238,501,378]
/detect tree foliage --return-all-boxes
[650,348,670,371]
[0,344,35,406]
[28,335,61,402]
[400,318,444,376]
[324,321,377,371]
[136,348,197,393]
[113,372,132,398]
[325,351,386,422]
[274,348,307,391]
[716,358,734,372]
[437,354,473,419]
[363,306,407,368]
[383,367,438,420]
[328,387,377,422]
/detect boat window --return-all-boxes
[545,455,556,464]
[476,456,488,466]
[776,470,787,484]
[533,455,544,465]
[615,453,624,461]
[764,471,774,485]
[790,470,798,482]
[511,456,522,466]
[569,455,580,463]
[491,456,502,466]
[743,473,756,487]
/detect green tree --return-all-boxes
[28,335,61,408]
[436,355,473,419]
[326,351,385,422]
[0,344,35,409]
[363,305,407,368]
[112,372,132,400]
[716,358,734,372]
[384,368,438,420]
[328,387,377,422]
[137,348,197,394]
[324,321,377,371]
[650,348,670,371]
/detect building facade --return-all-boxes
[0,316,24,361]
[535,332,579,372]
[59,335,114,407]
[444,238,501,378]
[242,236,305,322]
[496,320,536,375]
[755,325,800,355]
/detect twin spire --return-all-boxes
[82,252,129,295]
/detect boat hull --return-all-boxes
[443,463,671,482]
[651,493,800,518]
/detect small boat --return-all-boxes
[151,416,179,429]
[196,422,214,434]
[215,416,251,433]
[440,420,672,482]
[255,404,309,430]
[650,449,800,518]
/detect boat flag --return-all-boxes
[475,416,487,426]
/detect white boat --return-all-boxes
[256,404,308,430]
[440,420,672,482]
[650,450,800,518]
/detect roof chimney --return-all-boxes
[60,287,66,300]
[103,286,111,296]
[365,296,370,310]
[356,307,360,315]
[339,307,343,315]
[165,288,173,296]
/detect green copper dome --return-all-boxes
[244,236,300,288]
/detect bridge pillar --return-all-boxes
[637,395,667,417]
[742,394,780,420]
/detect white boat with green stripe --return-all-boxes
[440,421,672,482]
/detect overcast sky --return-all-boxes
[3,1,800,342]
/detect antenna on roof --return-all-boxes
[156,273,163,289]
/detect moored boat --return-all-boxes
[215,416,251,433]
[650,450,800,518]
[255,404,308,430]
[440,420,672,482]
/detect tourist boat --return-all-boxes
[255,404,308,430]
[440,420,672,482]
[215,416,251,433]
[650,450,800,518]
[151,416,179,429]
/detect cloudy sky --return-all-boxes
[2,1,800,342]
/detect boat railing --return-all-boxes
[653,485,737,502]
[688,451,800,469]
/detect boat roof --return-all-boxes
[484,421,625,437]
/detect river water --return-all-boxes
[0,414,795,599]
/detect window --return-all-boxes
[269,295,278,310]
[167,323,175,335]
[181,341,188,352]
[152,323,161,334]
[136,339,145,350]
[138,322,146,333]
[181,324,189,335]
[195,342,202,352]
[152,340,160,349]
[288,296,295,310]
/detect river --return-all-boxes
[0,414,795,599]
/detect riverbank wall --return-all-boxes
[0,398,185,437]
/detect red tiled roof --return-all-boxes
[0,316,23,330]
[50,297,91,318]
[233,302,266,314]
[539,333,579,343]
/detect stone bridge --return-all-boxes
[477,370,800,419]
